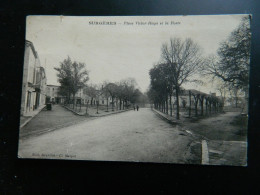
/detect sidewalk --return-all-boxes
[19,105,92,138]
[207,140,247,166]
[152,108,187,125]
[153,108,247,166]
[20,105,46,128]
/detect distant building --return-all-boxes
[167,89,220,108]
[20,40,47,116]
[46,85,65,104]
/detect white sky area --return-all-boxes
[26,15,245,94]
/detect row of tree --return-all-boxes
[148,16,251,119]
[148,37,203,119]
[54,57,147,110]
[84,78,148,111]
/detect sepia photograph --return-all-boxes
[18,15,250,166]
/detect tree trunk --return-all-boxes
[200,98,204,116]
[169,94,172,116]
[73,94,75,109]
[163,101,165,113]
[235,97,238,108]
[205,98,208,114]
[176,88,180,119]
[107,97,109,111]
[96,101,99,114]
[195,101,198,116]
[86,101,88,115]
[162,101,164,112]
[112,97,114,111]
[194,95,198,116]
[166,96,168,115]
[189,91,191,117]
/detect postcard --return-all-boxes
[18,15,250,166]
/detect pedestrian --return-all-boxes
[133,105,136,111]
[136,105,139,111]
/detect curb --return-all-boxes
[88,109,132,117]
[152,108,179,125]
[62,105,87,116]
[201,140,209,165]
[20,105,46,129]
[62,105,132,117]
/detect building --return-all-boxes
[20,40,47,116]
[46,85,66,104]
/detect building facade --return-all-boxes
[46,85,66,104]
[20,40,47,116]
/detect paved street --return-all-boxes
[18,108,201,164]
[18,106,247,166]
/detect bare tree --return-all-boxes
[103,82,118,111]
[216,81,229,107]
[161,38,203,119]
[84,84,97,106]
[228,87,244,108]
[202,16,251,93]
[84,84,102,113]
[101,81,111,112]
[119,78,138,109]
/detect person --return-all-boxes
[136,105,139,111]
[133,105,136,111]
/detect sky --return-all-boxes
[26,15,246,94]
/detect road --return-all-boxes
[18,108,201,164]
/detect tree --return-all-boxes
[149,63,172,114]
[101,81,111,112]
[132,89,147,106]
[161,38,203,119]
[228,87,244,108]
[54,57,73,103]
[115,82,125,110]
[103,82,118,111]
[55,56,89,108]
[119,78,138,109]
[84,84,97,106]
[202,16,251,92]
[84,84,102,113]
[216,81,229,107]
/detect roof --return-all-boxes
[47,84,60,87]
[25,40,38,59]
[186,89,208,96]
